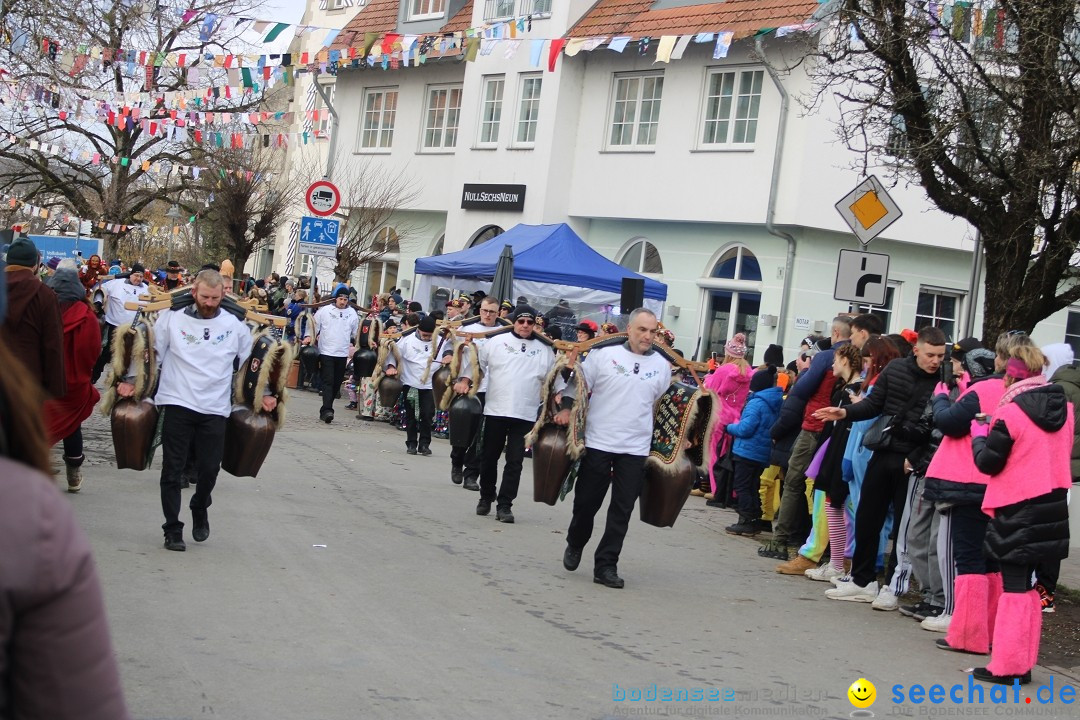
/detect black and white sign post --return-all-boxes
[834,249,890,306]
[304,180,342,293]
[833,175,902,309]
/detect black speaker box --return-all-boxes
[620,277,645,315]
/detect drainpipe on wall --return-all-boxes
[756,37,797,347]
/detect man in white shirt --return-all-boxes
[385,314,440,455]
[554,308,671,588]
[468,304,555,523]
[118,270,270,552]
[304,284,359,423]
[91,262,148,383]
[448,295,501,491]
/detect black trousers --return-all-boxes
[851,451,909,587]
[320,355,348,413]
[159,405,226,536]
[62,428,83,459]
[567,449,646,573]
[91,322,118,383]
[950,502,995,576]
[1001,562,1036,594]
[450,392,486,482]
[404,387,435,449]
[479,415,532,507]
[1036,560,1060,594]
[731,455,765,521]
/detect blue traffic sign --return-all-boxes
[298,216,340,259]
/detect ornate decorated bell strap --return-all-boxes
[650,382,717,471]
[234,330,295,429]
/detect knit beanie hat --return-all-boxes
[763,343,784,367]
[724,333,747,359]
[5,237,39,267]
[418,314,437,333]
[333,283,350,298]
[512,304,538,322]
[45,256,61,270]
[749,366,776,393]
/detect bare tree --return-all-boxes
[803,0,1080,341]
[198,142,308,273]
[0,0,272,257]
[331,159,421,284]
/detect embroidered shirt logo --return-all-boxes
[179,328,234,346]
[611,358,660,380]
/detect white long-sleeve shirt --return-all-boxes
[454,320,499,393]
[153,307,253,417]
[387,332,435,390]
[309,304,359,358]
[478,332,555,421]
[572,344,671,456]
[102,278,148,327]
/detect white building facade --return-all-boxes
[271,0,1078,361]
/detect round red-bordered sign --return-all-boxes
[305,180,341,217]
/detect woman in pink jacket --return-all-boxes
[929,334,1033,656]
[971,345,1073,685]
[700,333,751,502]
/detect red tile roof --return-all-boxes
[570,0,820,40]
[443,1,475,33]
[331,1,474,50]
[334,0,400,47]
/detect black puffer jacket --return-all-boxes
[843,355,939,455]
[983,488,1070,564]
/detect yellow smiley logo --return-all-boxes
[848,678,876,709]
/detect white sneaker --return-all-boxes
[805,564,844,582]
[826,580,879,602]
[921,613,952,633]
[830,574,853,587]
[872,587,899,611]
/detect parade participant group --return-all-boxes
[2,232,1077,720]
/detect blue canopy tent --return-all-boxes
[414,223,666,333]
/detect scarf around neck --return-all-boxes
[999,374,1047,407]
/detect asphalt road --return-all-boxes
[62,390,1079,720]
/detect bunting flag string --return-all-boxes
[0,128,282,183]
[13,0,1003,81]
[18,9,833,85]
[2,192,144,234]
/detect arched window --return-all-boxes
[469,224,504,247]
[618,238,663,275]
[431,233,445,256]
[371,226,399,254]
[698,245,762,363]
[711,245,761,281]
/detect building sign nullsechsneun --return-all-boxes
[461,184,527,212]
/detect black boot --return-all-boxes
[725,516,760,536]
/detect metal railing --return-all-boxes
[483,0,551,21]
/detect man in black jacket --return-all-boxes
[814,325,947,602]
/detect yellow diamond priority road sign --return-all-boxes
[835,175,903,246]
